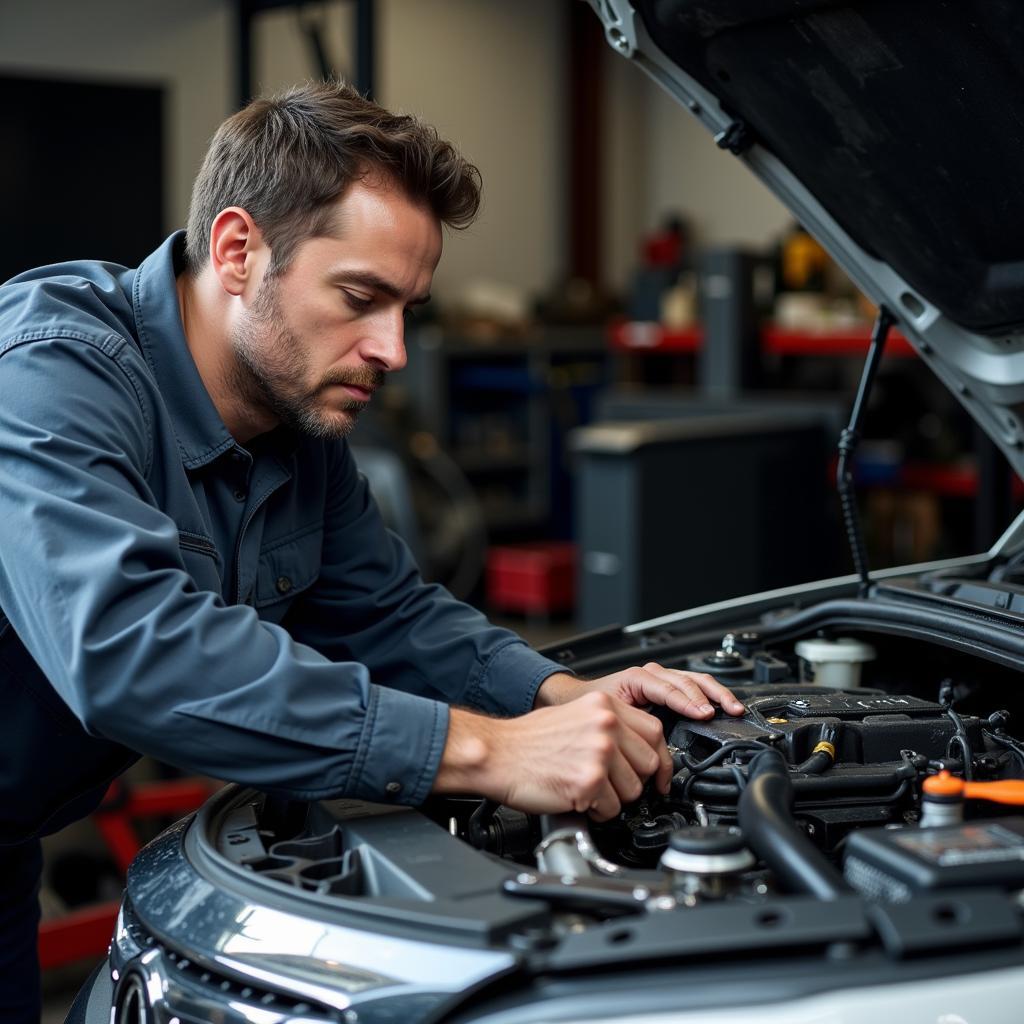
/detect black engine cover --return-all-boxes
[669,687,982,765]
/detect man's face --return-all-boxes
[230,178,442,440]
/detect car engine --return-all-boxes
[215,624,1024,935]
[437,626,1024,920]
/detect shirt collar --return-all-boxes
[132,231,307,469]
[131,231,239,469]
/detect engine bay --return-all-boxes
[213,617,1024,945]
[436,629,1024,920]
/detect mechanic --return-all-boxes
[0,81,744,1019]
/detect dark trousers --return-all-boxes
[0,839,43,1023]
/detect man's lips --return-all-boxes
[323,382,372,401]
[320,367,385,404]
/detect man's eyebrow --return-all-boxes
[331,271,430,305]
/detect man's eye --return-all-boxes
[342,290,372,312]
[403,306,419,322]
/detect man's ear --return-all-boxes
[209,207,265,297]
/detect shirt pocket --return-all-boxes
[255,523,323,623]
[177,530,224,595]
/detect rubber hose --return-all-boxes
[792,750,832,775]
[686,763,905,797]
[737,749,850,899]
[794,723,841,775]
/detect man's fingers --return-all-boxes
[682,669,746,714]
[606,749,644,805]
[622,673,706,717]
[617,700,666,744]
[643,662,746,717]
[614,704,671,790]
[578,778,621,822]
[495,693,671,818]
[615,705,673,794]
[633,666,713,718]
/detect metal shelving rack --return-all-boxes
[403,326,610,537]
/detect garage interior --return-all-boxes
[1,1,1019,1019]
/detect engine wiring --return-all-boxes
[677,739,773,775]
[939,677,975,780]
[450,657,1024,905]
[984,728,1024,776]
[675,739,772,804]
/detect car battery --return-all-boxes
[844,818,1024,901]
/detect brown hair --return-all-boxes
[184,80,481,274]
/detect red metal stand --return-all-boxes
[38,900,124,972]
[38,776,217,970]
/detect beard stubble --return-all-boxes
[228,276,385,440]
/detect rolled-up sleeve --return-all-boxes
[0,335,449,801]
[284,442,568,717]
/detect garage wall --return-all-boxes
[381,0,567,301]
[254,0,568,300]
[642,71,794,250]
[601,40,649,293]
[0,0,565,301]
[0,0,788,299]
[0,0,231,243]
[600,50,793,290]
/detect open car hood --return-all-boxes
[590,0,1024,483]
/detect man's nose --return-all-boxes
[362,311,408,372]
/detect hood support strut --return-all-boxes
[838,307,896,597]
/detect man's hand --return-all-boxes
[433,695,672,821]
[535,663,745,719]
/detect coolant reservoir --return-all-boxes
[794,637,876,689]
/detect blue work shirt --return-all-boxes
[0,232,564,843]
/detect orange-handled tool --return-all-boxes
[923,770,1024,806]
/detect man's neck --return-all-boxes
[176,272,278,444]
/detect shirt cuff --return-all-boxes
[348,684,450,806]
[465,639,572,717]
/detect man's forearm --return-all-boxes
[431,690,671,818]
[432,675,586,798]
[432,707,499,794]
[533,671,583,707]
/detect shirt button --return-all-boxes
[233,488,247,502]
[385,781,402,796]
[275,575,293,594]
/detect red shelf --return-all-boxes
[897,462,1024,500]
[609,320,703,352]
[830,457,1024,500]
[608,321,918,358]
[762,324,917,357]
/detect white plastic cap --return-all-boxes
[795,637,877,664]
